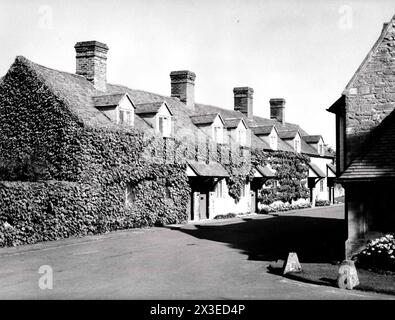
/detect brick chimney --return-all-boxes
[75,41,109,92]
[270,98,286,125]
[233,87,254,119]
[170,70,195,108]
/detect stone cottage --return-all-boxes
[328,15,395,258]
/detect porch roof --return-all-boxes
[256,165,276,178]
[187,161,229,178]
[308,163,325,178]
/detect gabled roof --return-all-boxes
[344,15,395,94]
[251,125,277,136]
[302,135,323,144]
[134,101,173,116]
[190,113,223,126]
[4,56,151,132]
[92,93,134,108]
[192,102,328,156]
[223,118,246,129]
[339,109,395,181]
[278,130,299,140]
[308,163,325,178]
[187,161,229,177]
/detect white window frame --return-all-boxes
[215,180,225,198]
[158,115,171,137]
[213,126,223,144]
[119,108,133,126]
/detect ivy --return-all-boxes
[251,149,310,204]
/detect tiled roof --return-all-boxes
[309,163,325,178]
[8,56,333,163]
[224,118,243,129]
[135,101,166,115]
[187,161,229,177]
[278,130,298,140]
[250,125,275,136]
[339,110,395,181]
[327,163,336,174]
[92,93,128,108]
[190,113,220,126]
[193,103,326,155]
[302,135,322,144]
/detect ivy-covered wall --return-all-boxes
[251,149,310,204]
[0,58,190,247]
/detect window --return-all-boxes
[158,116,171,137]
[119,110,125,124]
[241,182,248,197]
[213,126,223,144]
[119,109,133,126]
[270,134,277,150]
[320,180,324,192]
[125,184,136,205]
[294,137,301,153]
[215,180,225,198]
[319,144,324,156]
[237,129,246,146]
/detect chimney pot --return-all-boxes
[75,41,109,91]
[269,98,286,124]
[170,70,195,108]
[233,87,254,119]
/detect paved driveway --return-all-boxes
[0,205,393,299]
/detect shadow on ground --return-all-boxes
[178,215,347,264]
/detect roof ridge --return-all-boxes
[344,16,395,93]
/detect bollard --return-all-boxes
[337,260,359,290]
[283,252,302,275]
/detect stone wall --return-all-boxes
[344,19,395,165]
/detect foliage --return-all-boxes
[259,201,311,214]
[251,149,310,204]
[315,199,330,207]
[213,213,238,220]
[355,234,395,273]
[0,58,190,247]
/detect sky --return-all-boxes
[1,0,395,148]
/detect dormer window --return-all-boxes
[269,133,277,150]
[135,101,173,138]
[294,136,301,153]
[213,126,223,144]
[93,93,135,126]
[237,129,246,146]
[158,115,171,137]
[119,109,133,126]
[319,143,324,156]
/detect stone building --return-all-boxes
[328,15,395,258]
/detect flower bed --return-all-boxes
[355,234,395,273]
[315,200,330,207]
[213,213,238,220]
[258,200,311,214]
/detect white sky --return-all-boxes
[1,0,395,148]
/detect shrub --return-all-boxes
[355,234,395,273]
[315,199,330,207]
[213,213,238,220]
